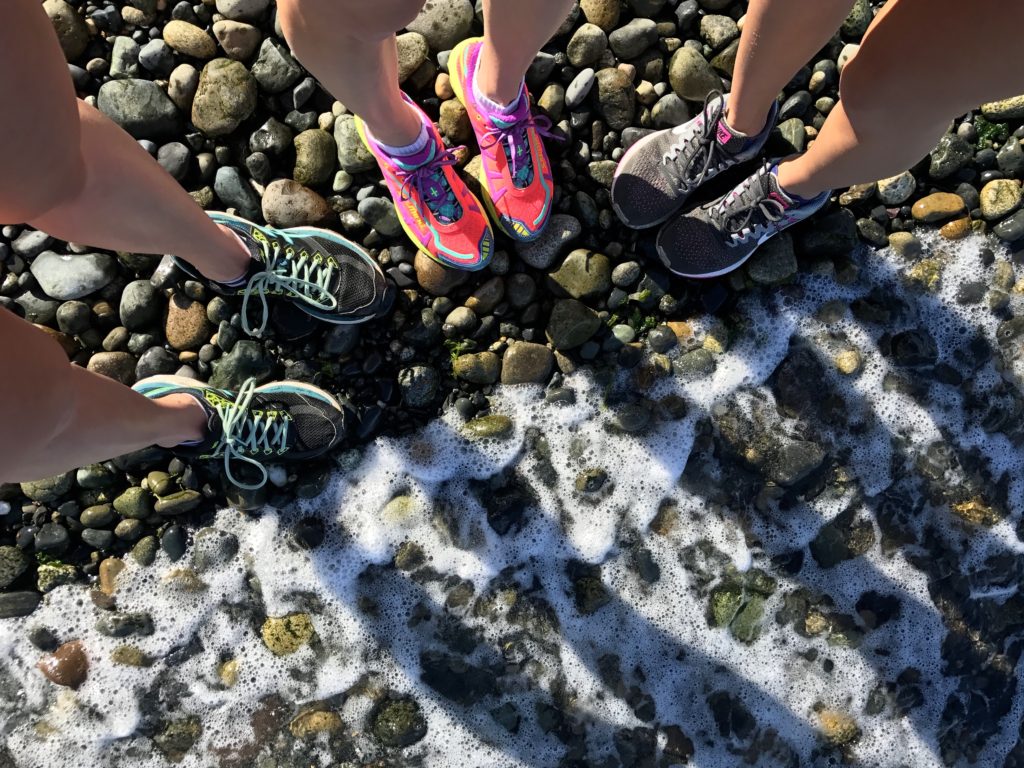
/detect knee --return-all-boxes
[837,55,895,134]
[0,138,86,225]
[279,0,423,48]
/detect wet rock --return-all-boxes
[0,547,30,590]
[501,341,553,385]
[290,709,342,739]
[398,365,440,407]
[453,351,500,384]
[911,192,966,223]
[517,214,581,269]
[420,650,498,705]
[370,697,428,748]
[549,249,611,300]
[261,613,314,655]
[768,440,826,486]
[463,414,514,440]
[210,340,272,388]
[546,299,600,350]
[0,592,41,619]
[979,179,1022,221]
[192,527,239,571]
[154,717,202,763]
[37,641,88,688]
[20,472,74,503]
[818,710,861,746]
[96,612,154,638]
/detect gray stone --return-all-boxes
[293,129,336,186]
[699,15,738,51]
[398,366,439,407]
[567,24,608,68]
[21,473,74,503]
[214,167,261,220]
[212,20,262,60]
[192,58,257,137]
[251,38,303,94]
[746,232,797,285]
[0,547,30,590]
[119,280,161,330]
[609,18,658,60]
[594,68,635,131]
[549,249,611,300]
[841,0,872,37]
[250,117,292,155]
[12,231,54,258]
[168,64,200,112]
[406,0,475,51]
[669,47,722,101]
[262,179,330,228]
[109,36,141,79]
[359,197,403,236]
[397,32,429,83]
[44,0,89,61]
[215,0,270,22]
[546,299,600,350]
[566,68,596,110]
[210,340,272,389]
[652,94,690,129]
[97,79,181,139]
[30,252,117,301]
[335,115,376,173]
[517,214,581,269]
[929,134,973,180]
[157,142,191,181]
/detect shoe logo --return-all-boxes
[716,121,734,144]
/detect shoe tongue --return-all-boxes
[765,166,797,208]
[715,117,749,154]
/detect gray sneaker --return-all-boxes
[656,163,830,279]
[611,92,778,230]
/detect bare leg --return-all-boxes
[0,310,206,484]
[777,0,1024,198]
[0,0,250,283]
[277,0,424,146]
[478,0,575,104]
[728,0,856,135]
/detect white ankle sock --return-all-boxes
[376,121,430,156]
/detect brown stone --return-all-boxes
[911,192,966,224]
[939,217,972,241]
[38,641,88,688]
[87,351,136,385]
[413,250,468,296]
[98,557,125,595]
[163,20,217,59]
[165,294,213,351]
[439,99,471,143]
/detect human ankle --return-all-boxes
[775,162,825,201]
[195,226,252,284]
[154,394,208,447]
[475,40,520,106]
[723,105,769,137]
[366,100,424,148]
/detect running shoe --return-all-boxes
[449,37,557,242]
[656,163,830,279]
[176,212,393,337]
[611,92,779,229]
[133,375,349,490]
[356,94,494,271]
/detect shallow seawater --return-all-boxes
[2,233,1024,768]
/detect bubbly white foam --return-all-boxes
[1,232,1022,767]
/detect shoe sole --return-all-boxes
[449,38,547,245]
[206,212,393,325]
[134,374,344,412]
[353,113,493,272]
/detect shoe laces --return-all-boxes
[395,144,464,225]
[241,229,338,336]
[212,378,290,490]
[709,163,788,239]
[663,90,729,192]
[480,110,559,188]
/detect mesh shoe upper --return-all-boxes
[133,376,348,489]
[656,163,830,279]
[210,214,390,335]
[611,92,778,229]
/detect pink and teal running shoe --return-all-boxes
[356,95,494,271]
[449,37,557,243]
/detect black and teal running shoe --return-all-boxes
[133,375,349,489]
[176,212,393,337]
